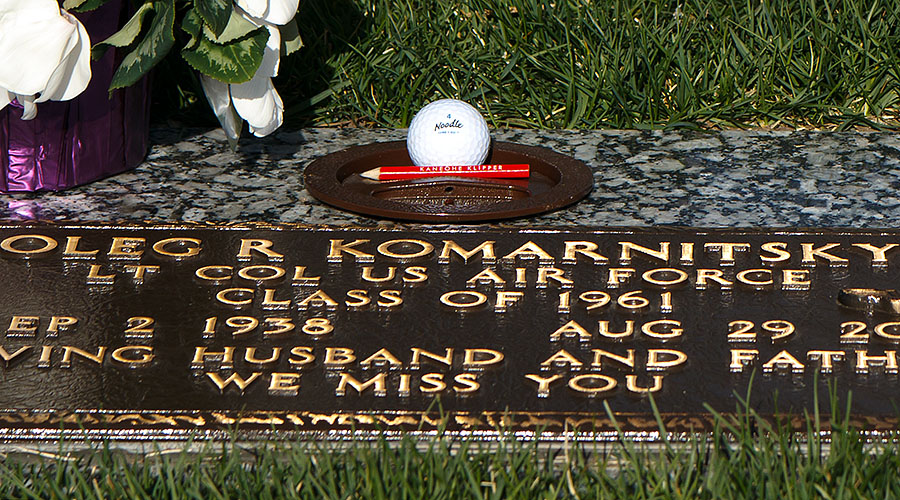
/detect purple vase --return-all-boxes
[0,1,150,192]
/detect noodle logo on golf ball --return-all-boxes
[407,99,491,166]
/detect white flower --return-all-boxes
[0,0,91,120]
[200,17,284,143]
[235,0,299,25]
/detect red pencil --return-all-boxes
[360,164,530,181]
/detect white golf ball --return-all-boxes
[406,99,490,166]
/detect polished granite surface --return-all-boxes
[2,127,898,227]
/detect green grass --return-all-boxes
[3,397,900,499]
[152,0,900,130]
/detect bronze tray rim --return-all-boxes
[303,140,594,222]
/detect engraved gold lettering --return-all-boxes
[525,373,563,397]
[438,240,496,264]
[420,373,447,393]
[704,243,750,266]
[262,289,291,310]
[288,346,315,367]
[59,346,107,368]
[462,348,504,369]
[191,346,236,369]
[619,242,669,265]
[0,345,30,366]
[502,241,554,263]
[238,265,285,282]
[641,320,683,340]
[440,291,487,309]
[0,234,57,255]
[562,241,608,264]
[403,267,428,283]
[237,239,284,261]
[680,242,695,265]
[151,237,202,258]
[327,239,374,263]
[840,321,868,343]
[550,320,591,341]
[762,350,805,373]
[515,268,527,288]
[345,289,371,308]
[541,349,584,370]
[196,265,233,283]
[86,265,115,285]
[335,372,387,396]
[494,291,523,312]
[782,269,811,290]
[874,321,900,341]
[641,268,688,287]
[625,374,663,393]
[537,267,573,288]
[360,348,403,369]
[377,290,403,308]
[736,269,773,289]
[466,268,505,287]
[37,345,53,368]
[807,350,844,373]
[376,239,434,260]
[591,349,635,370]
[108,237,145,260]
[607,268,635,288]
[268,372,301,395]
[855,350,898,373]
[291,266,320,285]
[206,372,262,393]
[760,242,791,264]
[598,320,634,340]
[245,347,282,365]
[111,345,154,365]
[63,236,98,259]
[362,266,396,282]
[646,349,687,371]
[216,288,254,306]
[410,348,453,369]
[324,347,356,368]
[852,243,899,267]
[568,374,617,395]
[8,316,38,336]
[398,373,412,396]
[801,243,848,267]
[125,265,159,282]
[454,373,480,393]
[296,290,339,310]
[729,349,758,372]
[695,269,733,290]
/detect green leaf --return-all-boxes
[181,9,203,49]
[280,19,303,56]
[194,0,232,38]
[108,0,177,89]
[182,28,269,84]
[64,0,111,11]
[91,2,156,60]
[203,8,261,45]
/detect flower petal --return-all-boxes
[35,10,91,103]
[0,0,83,95]
[235,0,299,25]
[0,89,10,113]
[200,74,242,145]
[230,25,283,137]
[231,76,283,138]
[16,94,37,120]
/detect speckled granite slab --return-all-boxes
[2,127,898,227]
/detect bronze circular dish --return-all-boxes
[304,140,593,222]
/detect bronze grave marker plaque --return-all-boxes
[0,223,899,440]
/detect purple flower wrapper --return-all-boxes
[0,1,150,192]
